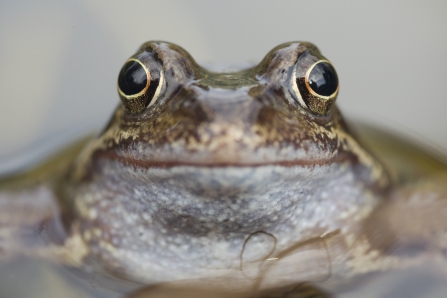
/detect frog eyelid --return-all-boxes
[148,66,164,108]
[291,66,307,110]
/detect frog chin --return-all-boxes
[73,158,379,283]
[82,156,376,236]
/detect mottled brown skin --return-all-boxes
[72,42,384,169]
[1,41,447,297]
[63,41,392,290]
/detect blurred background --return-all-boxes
[1,1,447,297]
[0,0,446,173]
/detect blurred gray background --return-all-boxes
[1,0,446,173]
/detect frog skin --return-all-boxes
[1,41,447,297]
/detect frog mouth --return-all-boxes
[91,132,354,169]
[96,150,352,169]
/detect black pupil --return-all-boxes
[118,61,148,95]
[308,62,338,96]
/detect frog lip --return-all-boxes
[96,151,351,169]
[125,159,345,169]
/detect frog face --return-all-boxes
[66,41,390,283]
[84,41,379,170]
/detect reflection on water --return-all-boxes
[1,256,446,298]
[129,282,333,297]
[0,257,119,298]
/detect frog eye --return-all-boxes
[117,58,164,114]
[292,59,339,115]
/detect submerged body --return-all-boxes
[1,41,447,297]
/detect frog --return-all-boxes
[1,41,447,298]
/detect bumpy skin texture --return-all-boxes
[61,41,393,288]
[2,41,447,297]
